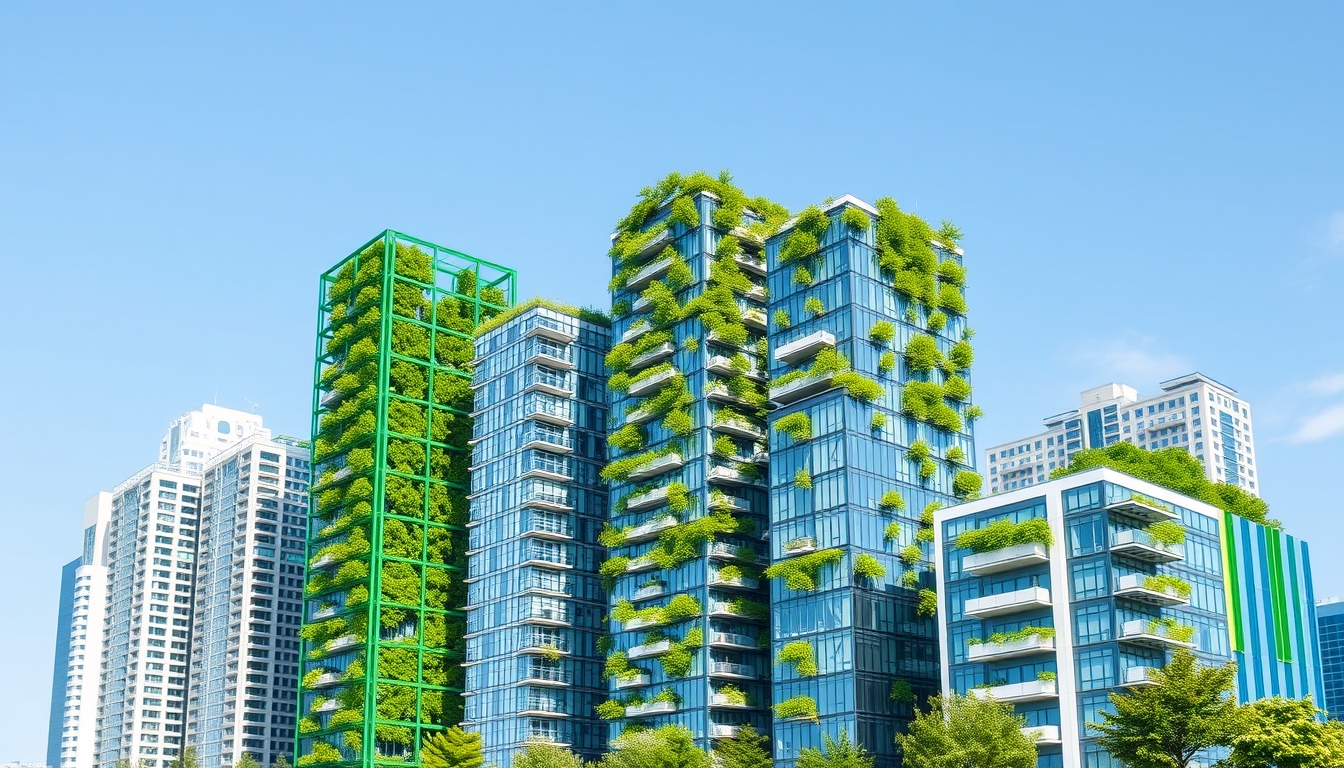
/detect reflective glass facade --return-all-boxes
[1320,599,1344,720]
[466,306,611,766]
[765,200,974,768]
[934,468,1324,768]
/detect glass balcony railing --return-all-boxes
[527,514,573,538]
[525,368,573,394]
[522,575,573,595]
[522,428,573,452]
[523,314,576,342]
[530,339,573,365]
[525,451,572,479]
[524,665,568,683]
[526,547,571,567]
[524,395,573,424]
[521,487,572,509]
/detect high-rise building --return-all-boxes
[932,466,1324,768]
[763,197,978,768]
[985,374,1258,497]
[47,556,80,768]
[464,301,612,766]
[296,231,515,767]
[1319,597,1344,720]
[188,434,311,768]
[600,184,779,753]
[50,491,113,768]
[94,406,261,768]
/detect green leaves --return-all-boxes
[956,516,1051,553]
[776,641,818,676]
[895,694,1038,768]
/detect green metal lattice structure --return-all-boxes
[297,231,515,767]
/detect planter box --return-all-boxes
[970,679,1058,703]
[967,634,1055,662]
[963,586,1052,618]
[962,542,1050,576]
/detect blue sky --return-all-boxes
[1,2,1341,757]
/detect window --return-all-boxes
[218,421,231,434]
[1071,558,1108,600]
[1076,647,1114,690]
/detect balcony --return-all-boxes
[769,372,835,405]
[963,587,1052,618]
[742,308,767,331]
[314,699,341,713]
[707,355,764,380]
[629,342,676,373]
[626,228,672,265]
[522,608,570,627]
[523,519,574,542]
[523,370,574,398]
[744,285,768,302]
[525,398,575,428]
[522,638,570,656]
[730,226,764,252]
[622,323,651,344]
[1114,574,1189,607]
[625,255,674,292]
[310,554,336,571]
[625,615,661,631]
[628,368,677,397]
[707,465,760,486]
[526,342,574,371]
[1119,619,1195,649]
[319,388,344,409]
[1110,529,1185,564]
[1120,666,1159,687]
[970,679,1058,704]
[521,454,572,483]
[525,315,577,344]
[628,454,684,483]
[625,701,676,718]
[1106,497,1179,524]
[774,331,837,365]
[632,583,666,602]
[626,486,672,512]
[708,572,759,590]
[615,673,651,689]
[632,294,650,313]
[709,542,763,561]
[521,429,573,455]
[962,542,1050,576]
[708,662,758,680]
[627,640,672,660]
[709,632,758,649]
[625,556,658,573]
[967,633,1056,663]
[709,494,750,513]
[1023,725,1061,745]
[310,606,337,622]
[783,537,817,556]
[705,381,751,406]
[710,724,742,739]
[626,516,678,543]
[309,672,341,689]
[325,635,359,653]
[709,601,763,621]
[523,551,573,571]
[523,667,569,686]
[520,490,573,513]
[712,417,765,441]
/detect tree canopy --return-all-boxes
[421,727,485,768]
[714,724,772,768]
[1052,443,1274,526]
[600,726,712,768]
[1223,696,1344,768]
[895,694,1037,768]
[796,729,873,768]
[515,744,589,768]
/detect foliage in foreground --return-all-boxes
[797,729,873,768]
[895,694,1037,768]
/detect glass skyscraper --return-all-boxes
[297,231,514,767]
[933,467,1324,768]
[1319,598,1344,720]
[465,302,612,765]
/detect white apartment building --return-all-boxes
[985,373,1257,497]
[159,405,266,472]
[51,494,112,768]
[187,435,309,768]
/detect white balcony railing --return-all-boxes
[963,587,1052,619]
[961,542,1050,576]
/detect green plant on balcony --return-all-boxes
[884,521,903,541]
[609,423,646,453]
[764,548,842,591]
[889,679,916,705]
[793,265,814,286]
[1147,616,1196,643]
[773,414,811,446]
[725,596,768,620]
[659,627,704,677]
[596,699,627,720]
[952,470,983,498]
[879,489,905,512]
[966,405,984,421]
[599,557,630,589]
[1036,671,1057,682]
[946,446,966,464]
[926,311,948,333]
[805,297,826,317]
[774,695,820,723]
[899,545,923,567]
[901,570,921,589]
[968,626,1056,646]
[1143,574,1192,598]
[776,641,818,677]
[904,335,942,372]
[774,309,792,329]
[871,412,887,429]
[794,467,813,490]
[601,443,682,483]
[712,435,737,459]
[937,284,967,315]
[854,553,887,579]
[841,206,871,232]
[717,684,749,705]
[869,321,896,344]
[1146,521,1187,545]
[651,688,682,705]
[916,588,938,617]
[833,371,884,402]
[956,517,1052,553]
[878,351,896,373]
[944,375,971,402]
[948,340,974,371]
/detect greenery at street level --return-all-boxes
[714,725,772,768]
[422,727,484,768]
[797,729,874,768]
[895,694,1038,768]
[1053,443,1276,527]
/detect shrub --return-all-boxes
[841,207,871,232]
[773,309,791,329]
[936,220,964,246]
[854,553,887,579]
[956,517,1052,553]
[879,490,905,511]
[944,375,971,401]
[1147,521,1187,545]
[937,284,967,315]
[878,351,896,373]
[609,423,645,453]
[926,311,947,332]
[1144,574,1192,598]
[794,467,813,489]
[916,589,938,617]
[764,548,843,591]
[907,439,931,464]
[871,412,887,429]
[775,412,812,441]
[947,340,974,370]
[833,372,884,402]
[716,684,748,705]
[1148,616,1196,642]
[776,641,818,676]
[901,570,921,588]
[869,321,896,344]
[937,259,966,286]
[899,544,923,566]
[884,521,903,541]
[780,231,819,264]
[946,446,966,464]
[966,405,984,421]
[775,695,820,723]
[669,196,700,229]
[968,626,1056,646]
[805,297,825,317]
[904,335,942,372]
[952,470,982,498]
[596,699,626,720]
[1037,671,1057,682]
[793,265,813,286]
[890,680,916,704]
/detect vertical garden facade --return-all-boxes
[299,231,515,767]
[598,177,784,750]
[465,302,612,767]
[764,197,980,768]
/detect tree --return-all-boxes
[600,726,711,768]
[1223,696,1344,768]
[895,694,1037,768]
[515,744,589,768]
[271,755,292,768]
[115,760,132,768]
[1093,651,1239,768]
[169,748,200,768]
[422,727,485,768]
[796,729,873,768]
[235,755,260,768]
[714,724,772,768]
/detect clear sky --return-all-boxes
[1,2,1340,758]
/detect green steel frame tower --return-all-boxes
[297,231,515,767]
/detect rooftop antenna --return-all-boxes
[244,398,261,413]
